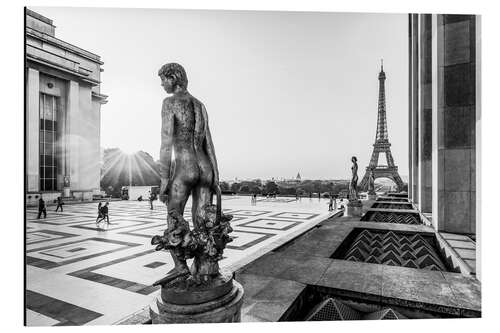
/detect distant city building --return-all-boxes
[408,15,479,242]
[279,172,302,185]
[25,9,107,203]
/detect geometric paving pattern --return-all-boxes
[361,211,421,225]
[371,202,413,210]
[305,298,406,321]
[334,229,449,271]
[26,229,79,245]
[25,196,334,326]
[27,238,142,269]
[376,197,409,202]
[26,290,103,326]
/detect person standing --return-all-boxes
[149,191,154,210]
[55,196,64,212]
[328,195,334,211]
[37,197,47,219]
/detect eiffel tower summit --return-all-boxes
[359,60,404,192]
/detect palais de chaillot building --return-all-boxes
[25,9,107,204]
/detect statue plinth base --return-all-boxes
[63,187,71,198]
[344,200,363,217]
[150,272,244,324]
[367,193,377,200]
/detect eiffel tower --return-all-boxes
[359,60,404,192]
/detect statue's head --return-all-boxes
[351,156,357,163]
[158,63,188,94]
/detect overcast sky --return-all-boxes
[32,7,408,181]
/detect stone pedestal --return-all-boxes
[150,272,244,324]
[63,187,71,198]
[344,200,363,217]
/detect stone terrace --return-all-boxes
[25,196,337,326]
[236,199,481,321]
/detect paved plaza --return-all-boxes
[26,196,337,326]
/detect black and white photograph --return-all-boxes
[10,0,495,330]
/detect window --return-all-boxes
[39,93,58,191]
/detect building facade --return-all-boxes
[408,15,480,238]
[25,9,107,203]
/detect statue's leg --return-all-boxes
[166,179,192,275]
[191,184,218,279]
[191,185,212,230]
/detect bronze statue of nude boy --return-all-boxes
[151,63,233,286]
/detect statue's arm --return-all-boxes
[202,105,219,185]
[159,100,174,195]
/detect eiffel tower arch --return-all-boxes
[359,61,404,192]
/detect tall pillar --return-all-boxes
[418,14,433,213]
[431,14,439,230]
[408,14,413,200]
[435,15,476,234]
[26,68,40,192]
[474,15,481,280]
[67,80,80,191]
[410,14,419,204]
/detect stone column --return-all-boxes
[431,14,439,230]
[67,80,80,192]
[475,15,481,280]
[26,68,40,192]
[410,14,420,204]
[418,14,433,213]
[435,15,476,234]
[408,14,413,201]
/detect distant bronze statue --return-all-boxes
[349,156,359,201]
[368,168,376,195]
[152,63,233,286]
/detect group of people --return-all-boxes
[95,201,110,228]
[138,191,158,210]
[250,194,258,205]
[328,194,338,211]
[37,196,64,219]
[36,195,111,229]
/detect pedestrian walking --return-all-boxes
[37,198,47,219]
[55,196,64,212]
[95,202,103,225]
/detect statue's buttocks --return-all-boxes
[166,96,212,187]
